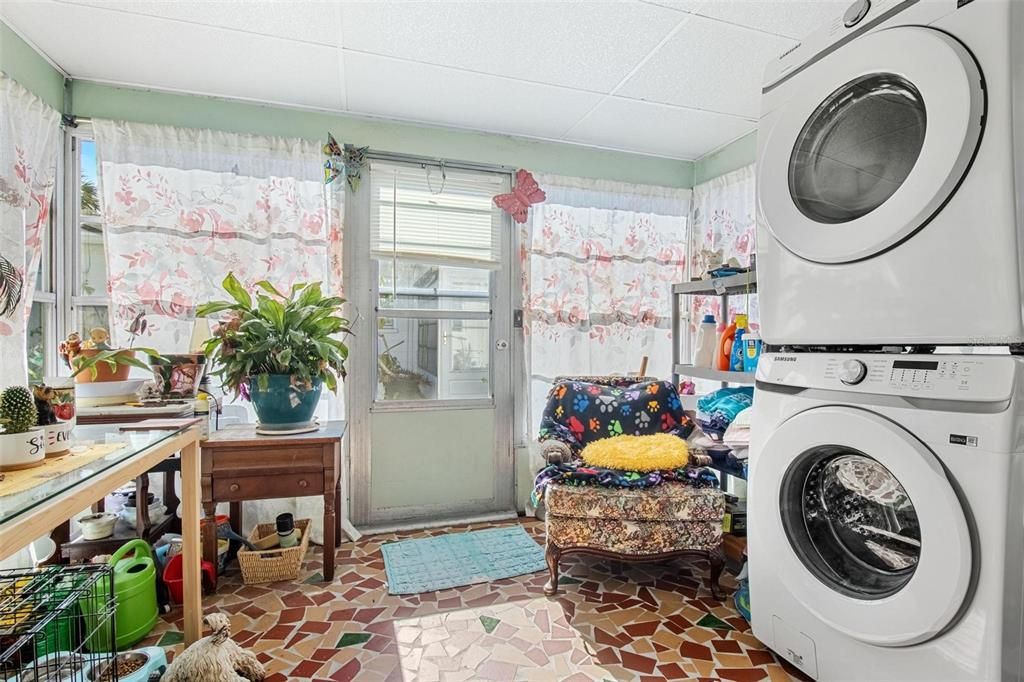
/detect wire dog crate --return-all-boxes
[0,564,118,681]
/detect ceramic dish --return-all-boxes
[78,512,118,540]
[74,379,146,407]
[119,503,166,529]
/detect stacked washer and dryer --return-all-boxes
[749,1,1024,680]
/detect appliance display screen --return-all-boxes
[892,360,939,371]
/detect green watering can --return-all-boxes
[84,539,160,651]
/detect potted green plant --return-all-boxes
[60,313,162,384]
[196,273,350,431]
[0,386,46,471]
[377,334,431,400]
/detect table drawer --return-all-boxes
[213,473,324,500]
[206,446,325,475]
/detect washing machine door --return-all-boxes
[758,405,972,647]
[758,26,984,264]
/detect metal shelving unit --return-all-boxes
[671,271,757,388]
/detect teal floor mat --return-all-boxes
[381,526,547,594]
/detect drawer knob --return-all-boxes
[298,479,308,488]
[229,483,240,492]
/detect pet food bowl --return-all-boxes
[87,647,168,682]
[78,512,118,540]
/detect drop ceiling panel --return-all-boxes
[2,1,344,110]
[56,0,343,46]
[617,14,794,117]
[340,1,686,92]
[345,52,603,141]
[564,97,754,159]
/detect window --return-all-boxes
[70,133,111,335]
[370,161,506,404]
[27,198,57,383]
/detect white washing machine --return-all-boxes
[756,0,1024,346]
[749,352,1024,681]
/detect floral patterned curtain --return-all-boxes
[93,120,342,351]
[0,74,61,388]
[688,164,758,334]
[523,175,691,432]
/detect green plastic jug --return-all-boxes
[84,539,159,651]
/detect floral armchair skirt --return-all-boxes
[543,482,726,598]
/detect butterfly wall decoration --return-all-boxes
[322,134,369,191]
[493,169,546,224]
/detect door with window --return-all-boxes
[347,159,515,526]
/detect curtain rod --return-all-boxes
[59,116,517,175]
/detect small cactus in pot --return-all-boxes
[0,386,45,471]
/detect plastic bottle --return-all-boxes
[716,317,738,371]
[693,314,718,368]
[743,330,762,373]
[730,315,748,372]
[194,393,211,441]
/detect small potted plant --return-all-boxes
[0,386,46,471]
[378,334,432,400]
[196,273,350,431]
[33,383,73,457]
[60,313,162,383]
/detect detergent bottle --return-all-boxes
[743,330,762,373]
[716,317,738,371]
[693,314,717,368]
[730,314,748,372]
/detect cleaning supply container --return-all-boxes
[693,314,717,368]
[743,330,762,373]
[730,314,748,372]
[85,539,159,651]
[716,317,738,371]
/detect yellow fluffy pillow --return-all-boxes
[581,433,689,472]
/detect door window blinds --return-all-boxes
[370,161,508,269]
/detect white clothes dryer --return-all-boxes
[749,351,1024,681]
[756,0,1024,345]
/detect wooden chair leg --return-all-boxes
[708,546,725,600]
[543,543,562,597]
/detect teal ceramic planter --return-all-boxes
[248,374,322,430]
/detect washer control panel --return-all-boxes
[758,353,1017,403]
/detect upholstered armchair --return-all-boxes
[535,376,725,599]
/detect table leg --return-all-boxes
[229,502,243,536]
[323,488,336,582]
[180,437,202,646]
[334,476,342,547]
[202,501,218,568]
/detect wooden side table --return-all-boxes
[200,422,346,582]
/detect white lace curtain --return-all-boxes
[93,120,343,351]
[688,164,758,334]
[94,120,343,544]
[523,175,691,432]
[0,74,61,388]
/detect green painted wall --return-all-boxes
[0,21,65,110]
[694,131,757,185]
[71,81,694,187]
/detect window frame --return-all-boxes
[62,123,111,347]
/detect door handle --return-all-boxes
[495,339,509,351]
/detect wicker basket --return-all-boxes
[237,518,311,584]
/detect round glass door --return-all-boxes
[789,74,927,225]
[757,26,985,263]
[782,446,921,599]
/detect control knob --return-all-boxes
[839,359,868,386]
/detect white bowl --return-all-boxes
[75,379,146,407]
[79,512,118,540]
[120,503,166,529]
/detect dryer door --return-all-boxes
[757,405,972,646]
[758,26,984,264]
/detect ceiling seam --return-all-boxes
[558,5,702,139]
[635,0,821,41]
[336,3,348,111]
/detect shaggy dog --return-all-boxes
[162,613,265,682]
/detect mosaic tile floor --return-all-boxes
[143,518,809,681]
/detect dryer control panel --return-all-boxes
[757,353,1017,403]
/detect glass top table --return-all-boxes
[0,424,187,527]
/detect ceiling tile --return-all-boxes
[340,0,685,92]
[2,1,344,110]
[56,0,343,46]
[616,14,795,118]
[564,97,754,159]
[644,0,845,39]
[344,52,603,141]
